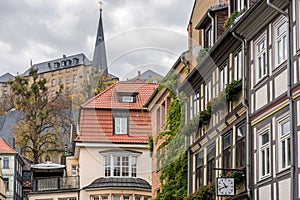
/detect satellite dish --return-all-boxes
[192,45,202,58]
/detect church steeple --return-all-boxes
[92,2,108,75]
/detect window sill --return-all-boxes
[257,174,271,184]
[272,60,287,75]
[277,166,290,177]
[253,75,268,90]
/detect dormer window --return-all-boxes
[205,25,213,48]
[118,92,138,103]
[61,61,66,66]
[73,58,79,64]
[54,62,60,68]
[66,59,72,65]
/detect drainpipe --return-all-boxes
[232,32,251,200]
[186,136,191,195]
[208,12,215,45]
[266,1,294,200]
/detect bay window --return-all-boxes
[104,155,137,177]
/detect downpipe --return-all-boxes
[232,32,251,200]
[266,1,295,199]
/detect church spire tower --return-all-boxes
[92,1,108,75]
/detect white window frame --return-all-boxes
[51,79,56,87]
[104,155,137,177]
[274,18,287,67]
[236,0,245,11]
[205,25,213,48]
[255,36,267,82]
[259,128,270,179]
[278,116,291,170]
[122,96,134,103]
[204,78,212,108]
[219,61,228,91]
[233,49,243,81]
[114,117,128,134]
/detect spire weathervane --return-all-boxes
[98,1,103,11]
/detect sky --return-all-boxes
[0,0,194,80]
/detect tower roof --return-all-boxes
[92,9,108,75]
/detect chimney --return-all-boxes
[138,71,141,78]
[63,55,67,59]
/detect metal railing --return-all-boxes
[32,176,79,192]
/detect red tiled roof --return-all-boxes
[0,138,18,154]
[75,135,148,143]
[82,80,158,110]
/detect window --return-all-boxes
[3,157,9,168]
[54,62,60,68]
[71,165,77,176]
[114,196,120,200]
[162,102,166,125]
[73,58,79,64]
[236,124,246,168]
[66,60,72,65]
[204,79,212,108]
[234,0,245,11]
[101,197,108,200]
[52,71,56,76]
[73,67,77,71]
[51,79,56,87]
[195,152,204,189]
[92,197,99,200]
[73,75,77,83]
[114,117,128,134]
[65,88,70,95]
[59,78,63,85]
[205,25,213,48]
[52,90,56,97]
[4,178,9,191]
[275,20,287,66]
[260,130,270,177]
[156,107,161,132]
[2,90,7,97]
[207,144,215,183]
[66,68,70,73]
[279,119,290,169]
[256,38,267,81]
[219,62,228,91]
[124,196,130,200]
[193,92,200,116]
[223,133,232,169]
[233,49,243,80]
[66,77,70,84]
[61,61,66,67]
[104,156,137,177]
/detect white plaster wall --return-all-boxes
[259,185,271,200]
[1,155,15,200]
[274,69,287,98]
[79,146,152,188]
[28,191,78,200]
[255,85,268,110]
[279,178,291,200]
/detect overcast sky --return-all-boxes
[0,0,194,80]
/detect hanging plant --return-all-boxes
[223,10,244,29]
[184,182,215,200]
[199,103,211,126]
[225,80,242,101]
[211,92,227,113]
[225,170,245,186]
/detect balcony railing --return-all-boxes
[32,176,79,192]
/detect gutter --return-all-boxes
[266,1,294,200]
[208,12,215,45]
[232,32,251,200]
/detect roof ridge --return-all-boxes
[82,82,117,108]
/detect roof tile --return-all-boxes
[0,138,18,154]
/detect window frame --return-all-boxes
[236,123,246,168]
[278,116,291,171]
[222,132,232,169]
[3,157,9,169]
[205,25,213,48]
[114,117,128,135]
[204,78,212,109]
[104,155,137,177]
[195,152,204,190]
[274,18,287,67]
[255,36,267,82]
[207,144,215,184]
[219,61,228,91]
[259,129,270,179]
[233,48,243,81]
